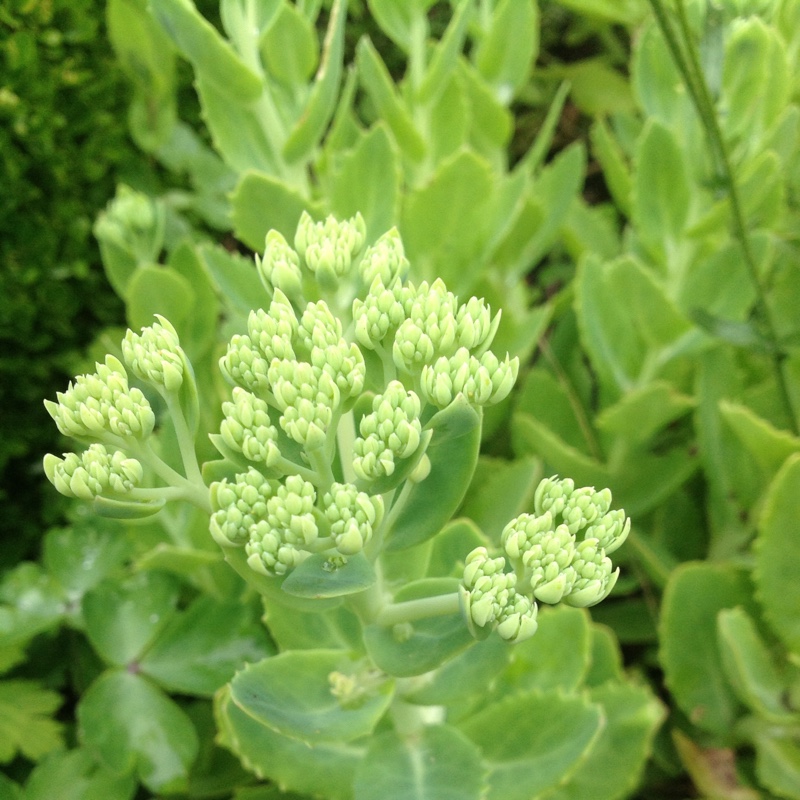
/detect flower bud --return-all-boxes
[219,334,270,393]
[358,228,409,286]
[220,388,281,466]
[322,482,384,556]
[210,469,274,547]
[256,230,303,300]
[122,315,185,392]
[563,539,619,607]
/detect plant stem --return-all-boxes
[165,392,204,487]
[337,409,358,484]
[376,592,461,626]
[647,0,799,434]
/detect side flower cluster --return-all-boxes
[209,470,384,577]
[460,477,630,643]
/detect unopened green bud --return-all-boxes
[586,509,630,555]
[420,348,519,408]
[358,228,409,286]
[269,360,339,450]
[294,212,366,289]
[455,297,499,352]
[45,355,155,441]
[122,315,185,392]
[220,388,281,466]
[563,539,619,607]
[561,486,612,534]
[352,277,410,350]
[522,523,578,605]
[496,594,538,643]
[247,290,298,363]
[322,482,384,555]
[210,469,274,547]
[219,334,270,393]
[310,341,366,400]
[244,475,319,576]
[298,300,343,352]
[533,476,575,518]
[256,230,303,300]
[44,444,143,500]
[392,319,436,373]
[353,381,422,481]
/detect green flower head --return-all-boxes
[44,444,143,501]
[322,482,384,556]
[220,388,281,467]
[122,315,185,393]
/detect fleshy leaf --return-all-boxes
[354,725,485,800]
[216,685,361,800]
[458,690,604,800]
[386,397,482,551]
[281,553,377,599]
[230,650,394,745]
[660,562,753,736]
[755,453,800,654]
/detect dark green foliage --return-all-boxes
[0,0,142,560]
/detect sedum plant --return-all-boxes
[41,216,648,798]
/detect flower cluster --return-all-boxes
[210,470,383,577]
[121,315,186,393]
[44,355,155,443]
[43,444,143,501]
[460,477,629,642]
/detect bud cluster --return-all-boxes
[460,477,630,642]
[44,444,143,501]
[353,382,423,481]
[211,471,383,577]
[122,315,186,393]
[44,355,155,442]
[459,547,539,643]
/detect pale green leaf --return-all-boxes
[24,748,136,800]
[78,670,198,794]
[0,681,63,763]
[260,1,318,86]
[354,725,485,800]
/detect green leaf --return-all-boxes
[503,605,591,694]
[199,242,267,319]
[330,124,400,242]
[78,670,198,794]
[632,21,688,126]
[150,0,262,102]
[125,265,194,335]
[473,0,538,103]
[555,0,645,24]
[364,579,473,677]
[356,37,426,161]
[91,495,166,521]
[405,636,510,706]
[82,572,180,667]
[426,518,489,579]
[691,308,775,353]
[723,18,789,143]
[195,76,280,173]
[282,0,348,163]
[417,0,472,104]
[230,650,394,745]
[24,748,136,800]
[590,118,633,217]
[0,774,19,800]
[458,691,604,800]
[216,685,361,800]
[720,400,800,478]
[753,732,800,800]
[585,623,624,687]
[0,563,65,647]
[139,596,273,696]
[263,597,362,652]
[511,411,609,489]
[401,148,494,289]
[354,725,485,800]
[554,58,636,117]
[281,553,376,599]
[660,562,753,735]
[42,522,132,604]
[597,381,695,445]
[386,398,482,551]
[633,119,691,253]
[717,607,794,722]
[365,0,428,52]
[0,680,63,763]
[260,1,317,86]
[231,171,318,252]
[756,454,800,655]
[458,60,513,152]
[541,683,665,800]
[460,456,542,542]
